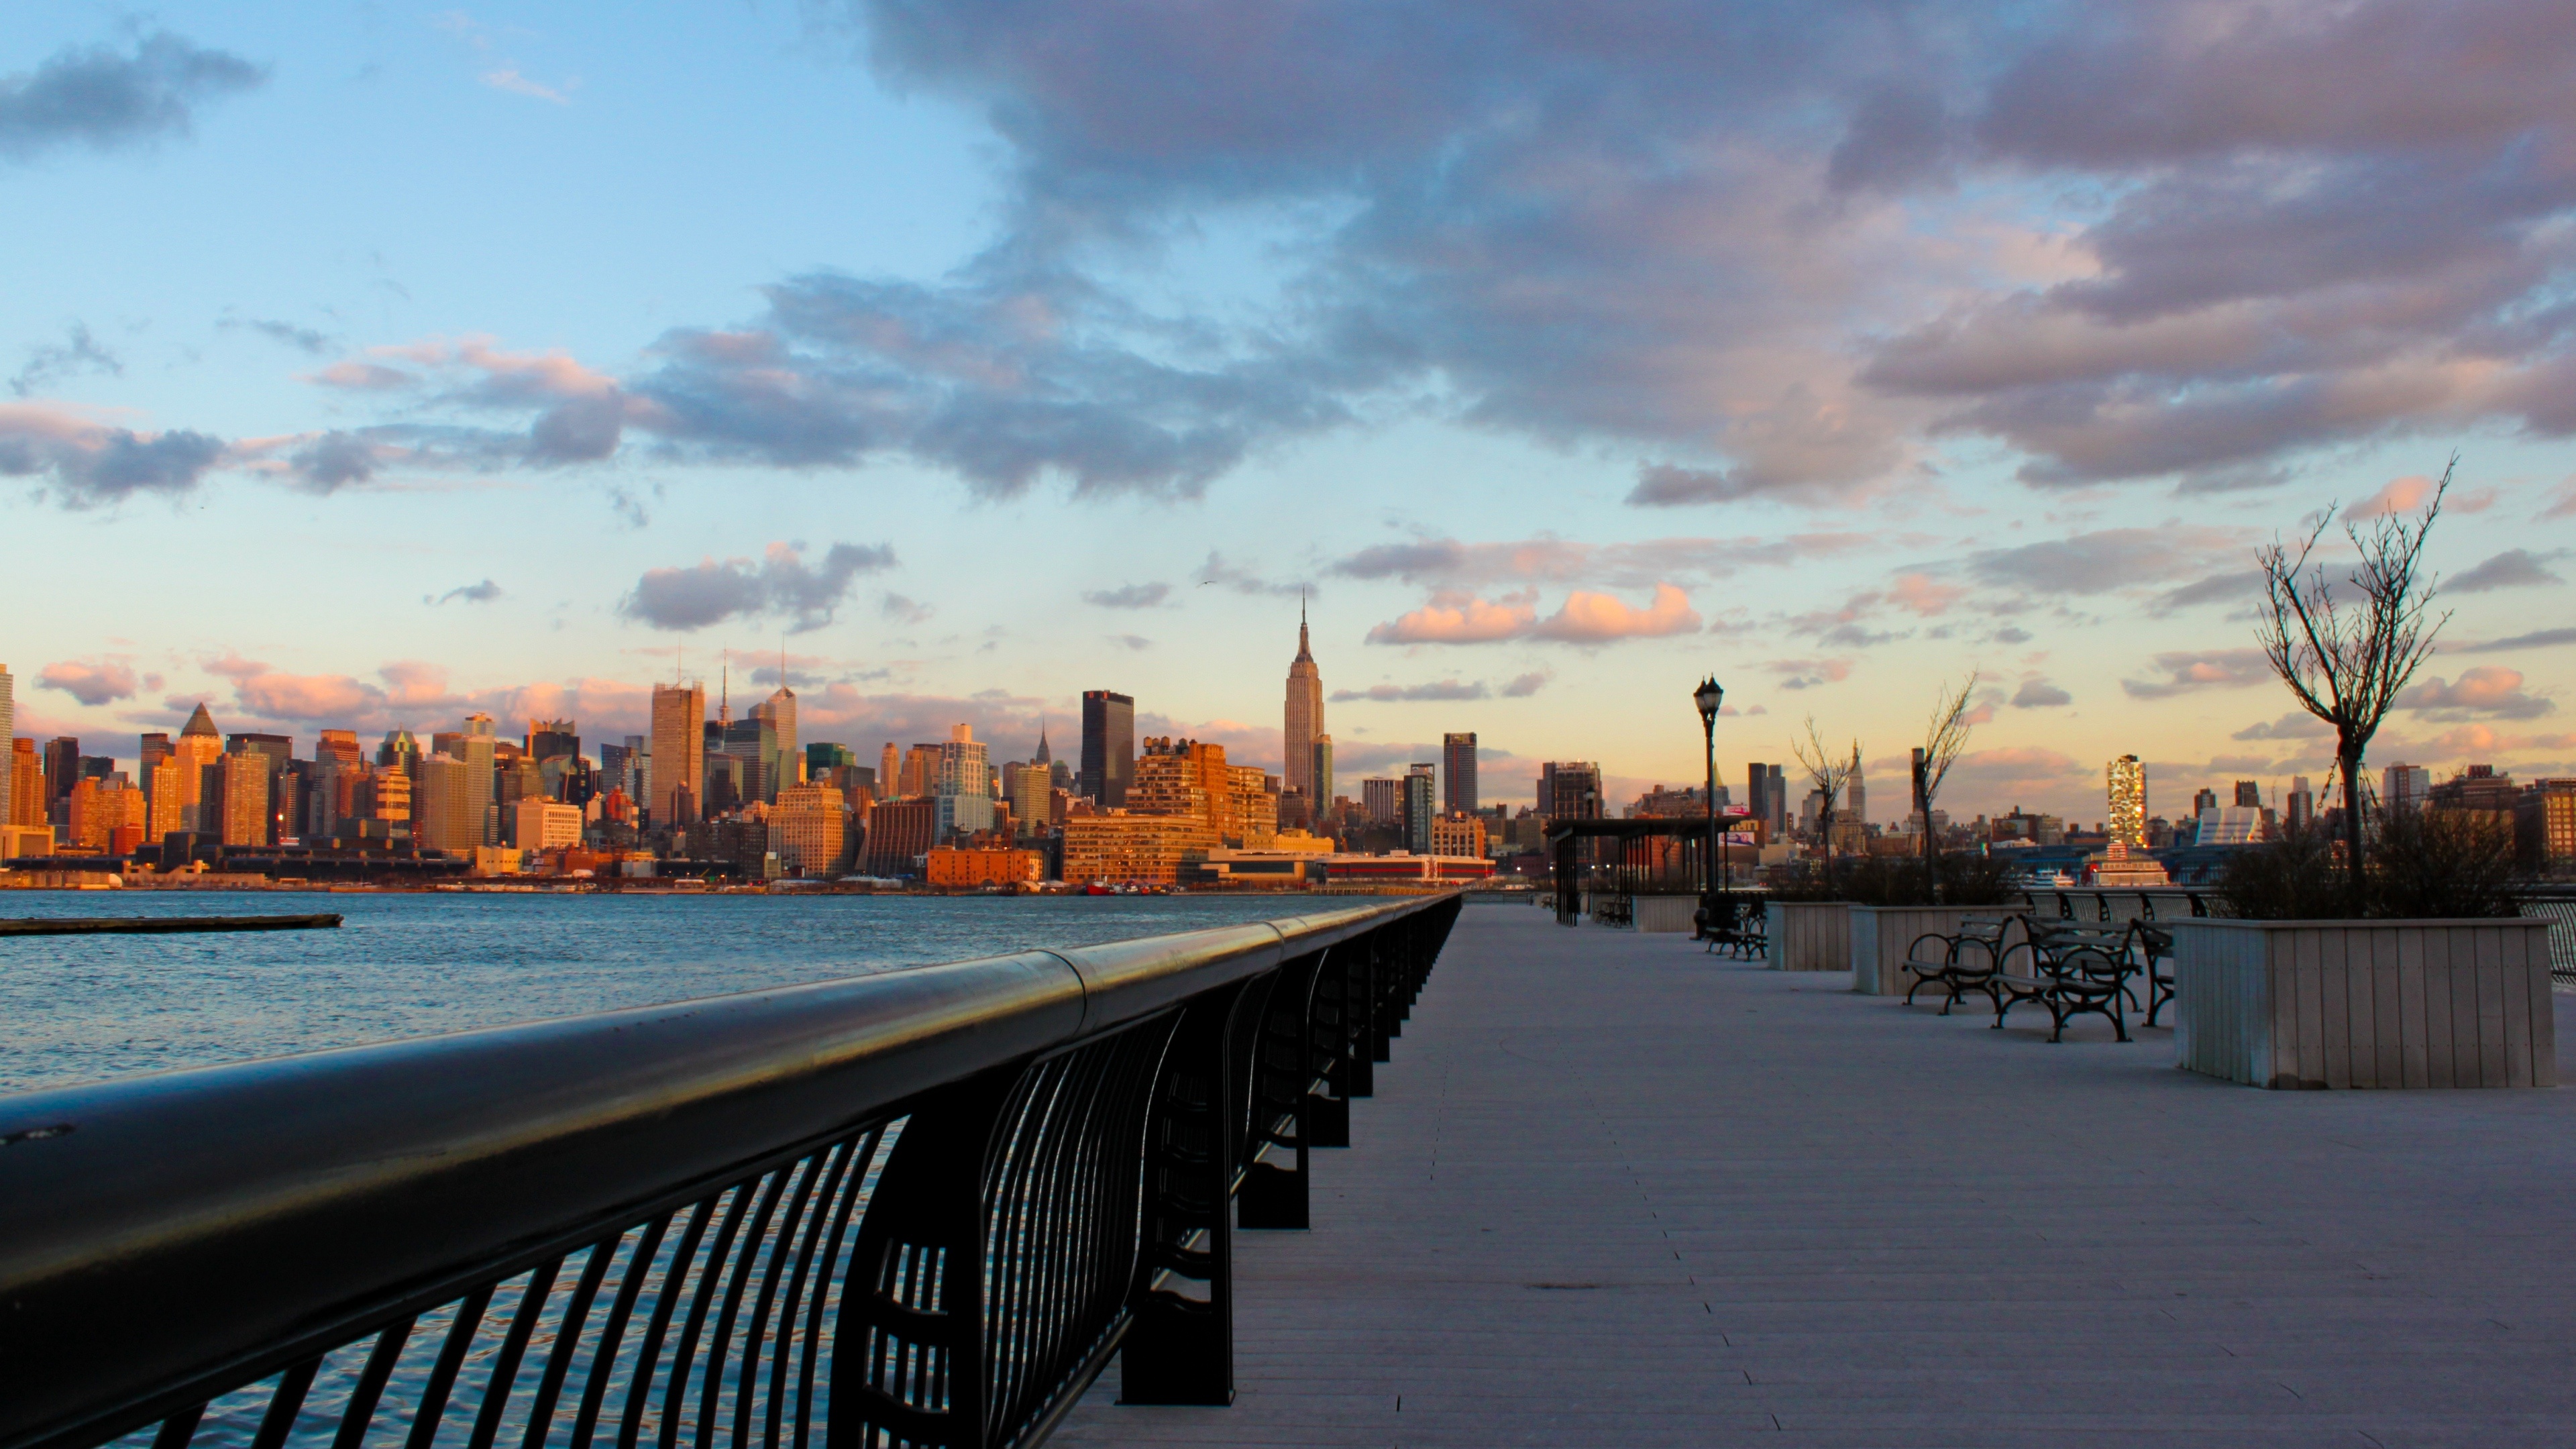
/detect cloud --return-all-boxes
[1330,680,1489,703]
[2398,666,2555,721]
[1083,582,1170,609]
[1527,584,1702,643]
[619,541,897,632]
[286,431,384,492]
[2010,678,2072,709]
[2121,648,2273,698]
[309,361,417,391]
[11,323,122,397]
[1764,658,1854,690]
[1366,590,1538,645]
[2149,570,2265,616]
[1940,746,2090,802]
[1112,633,1152,650]
[2451,627,2576,653]
[483,70,570,105]
[2233,711,2335,742]
[0,403,227,506]
[1194,552,1307,597]
[2353,474,2443,519]
[1969,527,2243,598]
[2447,549,2565,595]
[1330,533,1870,591]
[0,30,265,162]
[39,657,138,706]
[429,579,504,606]
[223,317,333,355]
[881,592,934,625]
[1500,670,1550,698]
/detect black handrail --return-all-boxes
[0,893,1462,1449]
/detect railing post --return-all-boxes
[1121,987,1244,1405]
[1303,945,1351,1147]
[1344,945,1376,1098]
[827,1071,1018,1449]
[1237,956,1316,1230]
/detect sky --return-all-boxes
[5,0,2575,825]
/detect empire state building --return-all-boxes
[1283,600,1324,800]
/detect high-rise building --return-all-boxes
[1442,733,1478,814]
[808,742,855,777]
[720,714,779,805]
[1361,777,1403,824]
[1539,761,1604,822]
[2106,755,2147,847]
[8,738,40,829]
[217,753,270,847]
[2383,763,2432,814]
[462,714,498,845]
[1080,690,1135,805]
[44,737,79,820]
[528,719,580,763]
[649,682,706,827]
[1310,734,1334,808]
[879,743,901,798]
[1003,761,1051,838]
[900,743,942,799]
[753,687,800,796]
[511,798,585,851]
[2192,786,2219,816]
[2286,776,2315,835]
[934,723,994,840]
[771,782,852,874]
[416,753,480,854]
[0,663,10,830]
[1846,773,1866,827]
[315,729,364,768]
[2233,779,2262,809]
[1283,600,1324,800]
[1403,771,1436,854]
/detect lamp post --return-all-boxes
[1694,677,1724,896]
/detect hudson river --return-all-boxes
[0,891,1322,1095]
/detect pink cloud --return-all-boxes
[1527,584,1702,643]
[306,361,417,391]
[39,657,138,706]
[2353,474,2438,518]
[1366,590,1539,645]
[1763,657,1855,690]
[236,672,382,720]
[1885,573,1964,616]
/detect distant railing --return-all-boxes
[0,894,1461,1449]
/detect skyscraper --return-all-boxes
[2383,763,2431,814]
[1311,734,1334,808]
[416,753,480,854]
[2106,755,2147,847]
[462,714,498,844]
[0,664,11,830]
[752,685,799,796]
[527,720,579,762]
[1442,732,1478,814]
[879,743,900,798]
[1539,761,1603,822]
[175,705,223,832]
[935,723,994,840]
[649,681,706,827]
[1283,600,1325,800]
[1080,690,1135,806]
[2286,775,2315,835]
[44,737,78,820]
[1403,769,1436,854]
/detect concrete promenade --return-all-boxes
[1059,899,2576,1448]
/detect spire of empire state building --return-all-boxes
[1283,594,1324,800]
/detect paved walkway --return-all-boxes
[1057,900,2576,1448]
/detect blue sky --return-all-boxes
[8,1,2575,820]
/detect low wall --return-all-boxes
[2171,918,2557,1089]
[1851,907,1972,996]
[1633,896,1697,934]
[1768,902,1850,971]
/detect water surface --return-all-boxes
[0,890,1320,1094]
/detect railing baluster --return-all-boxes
[405,1284,497,1449]
[521,1238,620,1449]
[466,1258,562,1449]
[328,1320,415,1449]
[247,1357,320,1449]
[616,1198,717,1449]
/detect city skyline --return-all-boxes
[7,5,2574,820]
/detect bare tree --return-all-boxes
[1791,718,1862,894]
[2255,458,2455,911]
[1911,672,1980,903]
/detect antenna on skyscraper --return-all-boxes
[719,650,729,724]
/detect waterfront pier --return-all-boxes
[1063,901,2576,1448]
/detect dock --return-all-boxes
[1058,899,2576,1447]
[0,913,342,936]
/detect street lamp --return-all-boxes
[1693,677,1723,896]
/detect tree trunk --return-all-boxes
[1820,808,1836,894]
[2340,743,2365,916]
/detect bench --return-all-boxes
[1994,922,2139,1042]
[1696,894,1768,959]
[1900,912,2025,1015]
[1593,895,1634,929]
[2131,920,2176,1026]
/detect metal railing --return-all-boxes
[0,894,1461,1449]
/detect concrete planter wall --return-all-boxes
[1633,896,1698,934]
[2170,918,2557,1089]
[1767,902,1851,971]
[1850,907,1972,996]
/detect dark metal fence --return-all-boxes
[0,894,1460,1449]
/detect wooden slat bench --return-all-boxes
[1697,894,1768,959]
